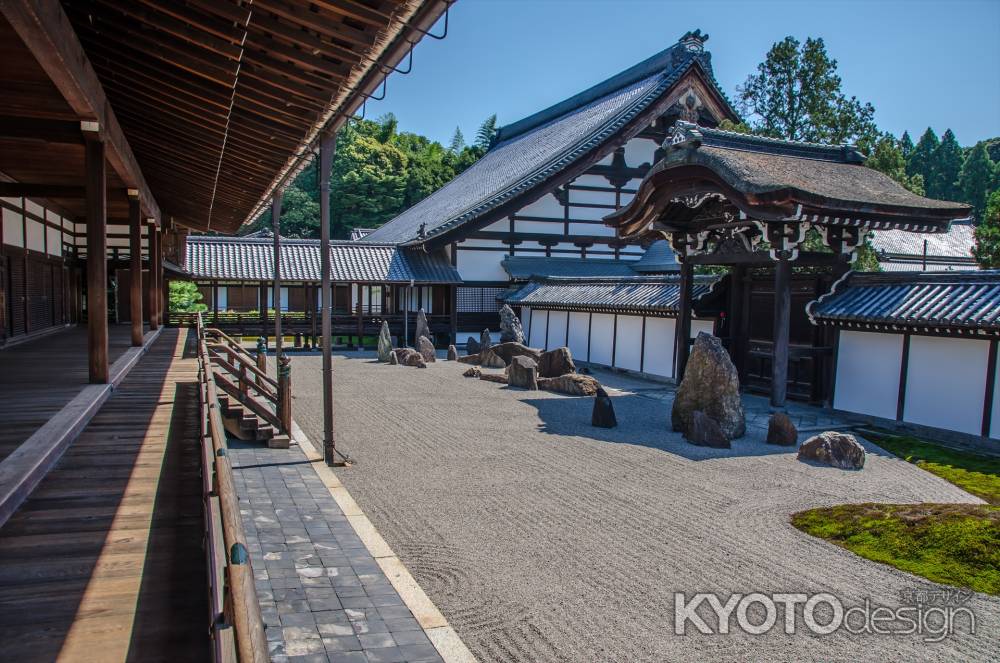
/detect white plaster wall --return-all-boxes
[569,185,616,206]
[624,137,658,167]
[25,217,45,253]
[528,308,548,347]
[456,248,508,282]
[481,219,508,232]
[567,312,590,362]
[589,313,615,366]
[546,310,568,350]
[521,307,532,342]
[643,317,676,378]
[24,199,43,218]
[568,222,614,236]
[566,204,608,221]
[217,287,228,311]
[991,353,1000,439]
[1,197,20,207]
[459,238,505,248]
[572,175,609,189]
[3,207,23,247]
[833,330,903,420]
[691,319,715,338]
[904,336,988,436]
[614,315,643,370]
[518,193,564,218]
[515,220,563,234]
[46,226,62,256]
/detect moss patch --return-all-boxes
[862,431,1000,505]
[792,503,1000,595]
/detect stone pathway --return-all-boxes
[230,442,444,663]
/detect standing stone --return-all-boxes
[480,329,493,356]
[466,336,481,355]
[592,387,617,428]
[417,335,436,363]
[377,320,393,362]
[414,308,431,346]
[671,333,745,440]
[447,344,458,361]
[798,432,866,469]
[389,351,399,366]
[685,410,731,449]
[480,350,507,369]
[499,304,525,344]
[767,412,798,446]
[506,356,538,390]
[537,347,576,378]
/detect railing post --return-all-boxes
[256,337,267,387]
[277,354,292,433]
[356,302,363,349]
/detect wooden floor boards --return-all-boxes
[0,328,209,662]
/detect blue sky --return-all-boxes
[366,0,1000,147]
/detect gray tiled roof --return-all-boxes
[364,37,734,245]
[870,223,975,260]
[808,270,1000,333]
[504,275,718,316]
[501,240,680,280]
[185,236,461,283]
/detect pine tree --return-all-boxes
[900,131,914,159]
[865,134,924,195]
[907,128,939,189]
[448,127,465,153]
[959,142,998,219]
[931,129,963,200]
[475,114,498,150]
[973,190,1000,268]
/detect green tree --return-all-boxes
[169,281,207,312]
[972,189,1000,268]
[930,129,963,200]
[959,142,998,219]
[448,127,465,153]
[475,114,498,150]
[907,128,939,189]
[865,134,924,195]
[276,185,320,238]
[737,36,877,146]
[900,130,914,159]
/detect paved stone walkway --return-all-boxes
[230,442,444,663]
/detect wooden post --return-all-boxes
[277,354,292,433]
[212,281,219,324]
[450,284,458,346]
[771,256,791,408]
[128,192,143,346]
[319,131,336,464]
[356,301,363,349]
[255,337,267,387]
[259,281,267,336]
[728,265,746,378]
[675,260,693,381]
[85,133,108,384]
[271,193,284,360]
[146,221,158,332]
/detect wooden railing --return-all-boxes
[203,325,287,432]
[195,313,268,663]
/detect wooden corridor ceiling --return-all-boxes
[1,0,447,233]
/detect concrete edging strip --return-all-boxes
[291,421,477,663]
[0,327,162,529]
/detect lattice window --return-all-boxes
[457,287,507,313]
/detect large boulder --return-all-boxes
[671,333,745,440]
[591,386,617,428]
[457,354,480,365]
[685,410,731,449]
[415,309,431,346]
[479,372,508,384]
[417,335,436,363]
[489,342,542,365]
[798,432,866,469]
[506,356,538,390]
[537,347,576,378]
[480,350,507,369]
[537,374,600,396]
[404,352,427,368]
[466,336,481,355]
[389,351,399,366]
[480,329,493,356]
[499,304,525,344]
[767,412,798,446]
[377,321,393,362]
[393,348,417,365]
[463,366,481,378]
[447,344,458,361]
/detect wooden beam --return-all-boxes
[982,339,997,437]
[0,183,85,198]
[85,136,108,383]
[771,257,791,408]
[675,261,693,380]
[0,116,84,143]
[896,333,911,421]
[147,221,159,331]
[128,193,143,346]
[2,0,160,222]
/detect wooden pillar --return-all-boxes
[85,134,108,383]
[212,281,219,324]
[146,221,158,331]
[128,192,143,346]
[271,193,284,359]
[450,284,458,345]
[771,256,792,408]
[319,131,337,464]
[675,260,693,380]
[259,281,267,336]
[728,265,746,378]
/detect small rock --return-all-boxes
[537,374,601,396]
[480,350,507,369]
[592,387,617,428]
[447,344,458,361]
[415,309,431,346]
[404,352,427,368]
[684,410,731,449]
[537,346,576,378]
[766,412,798,446]
[377,321,393,362]
[480,329,493,356]
[466,336,481,355]
[506,356,538,390]
[479,372,508,384]
[389,352,399,366]
[463,366,481,378]
[499,304,525,344]
[580,366,591,375]
[798,432,865,469]
[417,335,436,363]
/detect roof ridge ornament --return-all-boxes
[666,121,703,151]
[679,30,708,53]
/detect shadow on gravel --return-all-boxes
[521,392,808,462]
